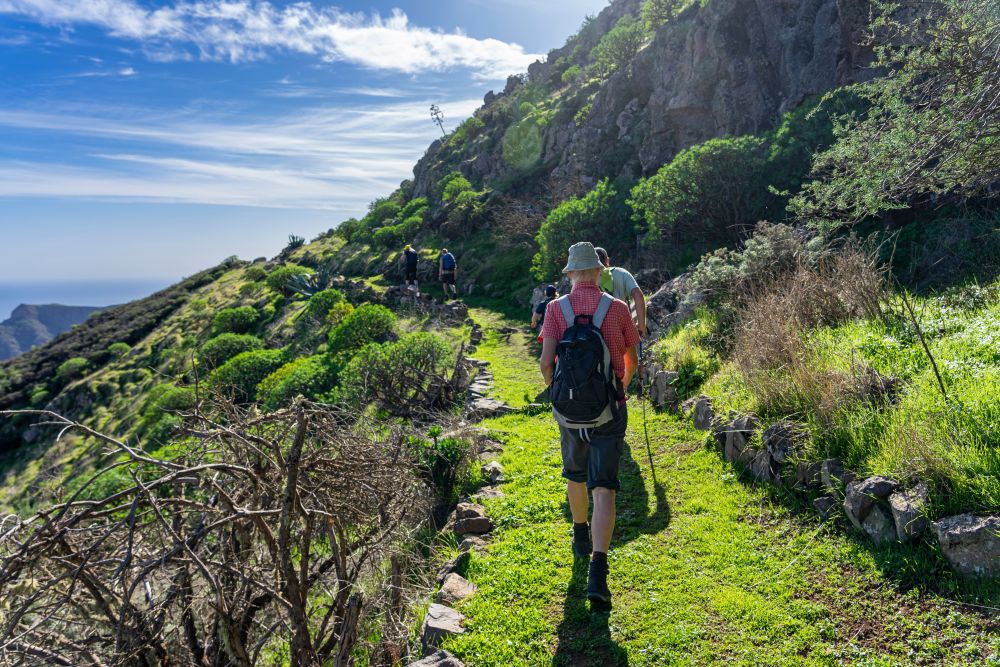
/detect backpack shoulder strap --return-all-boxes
[592,293,614,329]
[557,295,575,328]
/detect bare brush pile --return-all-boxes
[0,401,427,667]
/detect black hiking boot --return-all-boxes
[572,523,592,559]
[587,558,611,608]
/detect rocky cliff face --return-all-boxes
[0,304,102,361]
[413,0,872,197]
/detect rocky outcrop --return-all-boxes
[413,0,873,199]
[0,304,103,361]
[420,604,466,654]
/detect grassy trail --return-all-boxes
[444,310,998,667]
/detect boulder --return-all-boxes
[692,396,715,431]
[481,461,505,485]
[843,476,900,533]
[649,370,679,410]
[409,650,465,667]
[813,495,838,520]
[750,448,779,484]
[458,535,488,554]
[421,604,466,654]
[820,459,855,495]
[761,421,807,465]
[889,483,929,543]
[472,487,504,502]
[436,573,478,606]
[795,461,822,490]
[456,502,486,519]
[721,413,757,463]
[861,504,897,544]
[468,397,513,420]
[934,514,1000,578]
[436,551,471,584]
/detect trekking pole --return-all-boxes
[637,341,658,486]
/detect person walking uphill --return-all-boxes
[530,284,558,342]
[439,248,459,299]
[595,247,648,337]
[540,242,640,608]
[401,244,420,295]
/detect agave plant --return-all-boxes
[286,262,335,298]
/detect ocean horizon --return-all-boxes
[0,279,177,323]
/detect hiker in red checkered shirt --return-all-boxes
[539,242,640,608]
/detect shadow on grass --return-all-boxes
[552,557,630,667]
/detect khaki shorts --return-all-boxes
[559,402,628,491]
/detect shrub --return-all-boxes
[449,116,485,147]
[305,289,346,321]
[334,217,363,242]
[212,306,259,335]
[284,234,306,252]
[209,349,287,403]
[257,355,340,410]
[244,265,267,282]
[641,0,690,30]
[590,15,647,77]
[139,383,198,444]
[327,304,397,357]
[326,301,354,328]
[410,433,473,510]
[400,197,430,221]
[29,386,49,407]
[440,172,473,202]
[199,333,264,369]
[561,64,583,85]
[265,265,312,294]
[629,136,773,255]
[533,178,634,280]
[107,342,131,358]
[56,357,89,383]
[367,197,402,226]
[340,332,451,414]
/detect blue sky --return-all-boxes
[0,0,608,282]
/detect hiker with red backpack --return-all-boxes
[539,242,640,608]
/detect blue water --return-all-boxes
[0,280,176,322]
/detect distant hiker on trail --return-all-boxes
[530,284,558,342]
[540,242,640,608]
[439,248,459,299]
[595,247,648,337]
[400,244,420,295]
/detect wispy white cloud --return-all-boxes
[0,0,542,78]
[0,97,481,210]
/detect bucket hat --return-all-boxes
[562,242,603,273]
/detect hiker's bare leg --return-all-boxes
[591,488,616,553]
[567,481,589,524]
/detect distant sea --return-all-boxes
[0,280,176,322]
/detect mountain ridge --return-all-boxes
[0,303,102,361]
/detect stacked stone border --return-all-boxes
[683,395,999,579]
[407,320,514,666]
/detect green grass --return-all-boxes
[442,310,999,666]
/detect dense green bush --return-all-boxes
[265,265,312,294]
[212,306,259,335]
[641,0,690,30]
[326,301,354,327]
[199,333,264,369]
[209,348,287,403]
[340,332,451,414]
[449,117,486,148]
[791,0,1000,229]
[107,342,132,358]
[561,64,583,85]
[629,136,773,256]
[327,304,397,357]
[400,197,430,221]
[257,355,340,410]
[410,432,473,509]
[533,178,634,280]
[305,289,346,321]
[244,265,267,282]
[139,383,198,444]
[56,357,89,383]
[590,15,647,77]
[441,172,474,202]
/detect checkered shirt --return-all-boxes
[541,282,640,381]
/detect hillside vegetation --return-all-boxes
[0,0,998,665]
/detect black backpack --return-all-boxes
[550,293,618,438]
